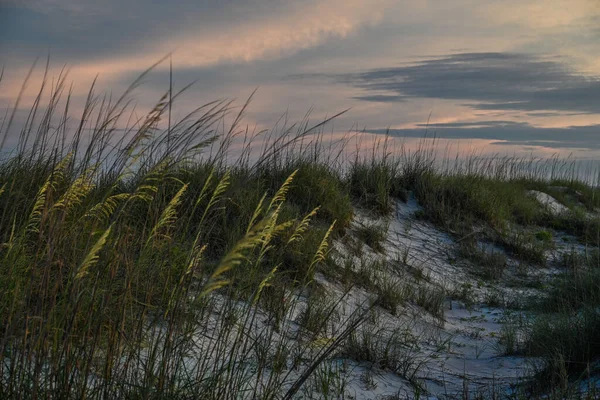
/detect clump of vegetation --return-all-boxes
[501,231,550,266]
[414,283,447,318]
[0,63,370,399]
[406,166,600,270]
[496,310,528,355]
[521,255,600,395]
[413,174,542,231]
[353,221,388,253]
[305,362,348,399]
[535,230,553,242]
[374,277,405,316]
[297,289,340,339]
[348,150,405,214]
[341,324,425,388]
[457,240,508,280]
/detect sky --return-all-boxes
[1,0,600,159]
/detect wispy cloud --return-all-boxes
[1,0,394,102]
[366,120,600,149]
[4,0,393,74]
[341,52,600,114]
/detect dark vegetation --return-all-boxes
[522,250,600,397]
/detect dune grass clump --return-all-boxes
[525,178,600,212]
[341,324,425,389]
[404,163,599,268]
[297,288,341,339]
[348,153,405,215]
[374,277,406,316]
[0,152,353,397]
[353,221,388,253]
[521,253,600,395]
[408,172,555,267]
[414,174,543,231]
[457,240,508,280]
[0,64,371,399]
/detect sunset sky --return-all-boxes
[2,0,600,158]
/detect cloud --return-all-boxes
[352,94,407,102]
[365,120,600,149]
[415,121,530,129]
[339,52,600,114]
[1,0,394,104]
[3,0,392,70]
[489,140,600,150]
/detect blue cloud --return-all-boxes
[365,121,600,149]
[339,52,600,114]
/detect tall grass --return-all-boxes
[0,62,370,399]
[521,251,600,396]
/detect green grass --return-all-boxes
[520,254,600,395]
[353,221,388,253]
[340,324,425,389]
[0,65,370,399]
[297,288,340,339]
[374,277,405,316]
[535,230,553,242]
[348,151,405,214]
[408,170,599,268]
[456,240,508,280]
